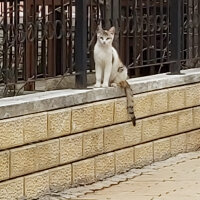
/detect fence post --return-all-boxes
[169,0,182,74]
[112,0,120,51]
[75,0,87,88]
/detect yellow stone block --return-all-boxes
[93,100,114,128]
[11,140,59,178]
[25,171,49,199]
[0,178,24,200]
[171,134,186,156]
[151,90,168,115]
[72,158,95,185]
[122,121,142,147]
[95,153,115,180]
[23,112,47,144]
[49,165,72,191]
[178,109,193,133]
[0,117,23,150]
[48,108,71,138]
[36,140,60,171]
[134,143,153,168]
[60,134,83,164]
[168,87,185,111]
[83,129,103,157]
[115,148,134,174]
[185,83,200,107]
[142,116,161,142]
[10,145,37,178]
[134,93,152,118]
[187,130,200,152]
[193,107,200,129]
[161,112,178,137]
[0,151,9,181]
[154,138,171,162]
[104,124,124,152]
[114,98,129,123]
[72,104,94,133]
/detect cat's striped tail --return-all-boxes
[119,80,136,126]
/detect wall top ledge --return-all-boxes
[1,68,200,120]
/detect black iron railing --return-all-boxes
[0,0,200,97]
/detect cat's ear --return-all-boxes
[109,26,115,35]
[97,24,103,33]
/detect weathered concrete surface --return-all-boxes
[1,68,200,120]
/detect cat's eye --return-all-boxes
[100,37,103,40]
[106,38,110,40]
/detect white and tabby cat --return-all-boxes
[93,25,136,126]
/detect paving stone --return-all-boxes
[24,151,200,200]
[82,151,200,200]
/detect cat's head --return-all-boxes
[96,25,115,46]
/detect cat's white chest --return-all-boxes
[94,44,112,65]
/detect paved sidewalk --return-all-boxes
[79,151,200,200]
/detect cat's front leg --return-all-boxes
[94,64,102,88]
[102,62,112,88]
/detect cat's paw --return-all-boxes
[111,83,118,87]
[94,83,101,88]
[102,83,109,88]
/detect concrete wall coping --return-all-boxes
[1,68,200,120]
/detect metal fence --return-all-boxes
[0,0,200,97]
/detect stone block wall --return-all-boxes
[0,69,200,199]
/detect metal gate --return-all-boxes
[0,0,200,97]
[87,0,200,77]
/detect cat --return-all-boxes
[93,25,136,126]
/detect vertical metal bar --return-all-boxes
[89,0,92,44]
[111,0,113,24]
[24,0,35,90]
[89,0,95,72]
[119,0,123,60]
[104,0,112,28]
[68,0,73,72]
[52,0,56,76]
[47,0,56,76]
[33,0,37,80]
[9,0,13,71]
[75,0,87,88]
[134,0,139,77]
[151,0,157,74]
[14,0,19,87]
[23,0,27,81]
[133,0,136,67]
[97,0,100,23]
[160,0,164,65]
[103,0,106,27]
[182,0,186,60]
[198,0,200,60]
[166,0,170,61]
[191,0,195,58]
[112,0,120,51]
[192,0,195,58]
[42,0,46,77]
[146,0,150,66]
[125,0,130,68]
[3,0,8,83]
[186,0,190,60]
[139,0,143,70]
[65,0,69,72]
[61,0,66,75]
[169,0,181,74]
